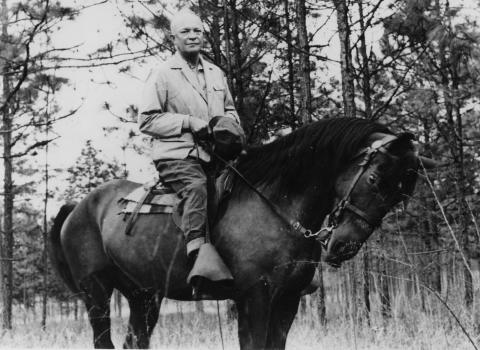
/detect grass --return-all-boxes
[0,297,477,349]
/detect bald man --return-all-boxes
[138,9,241,293]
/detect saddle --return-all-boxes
[119,166,236,300]
[119,166,236,235]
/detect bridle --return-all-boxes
[306,134,399,248]
[207,133,400,249]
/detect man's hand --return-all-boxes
[184,116,211,140]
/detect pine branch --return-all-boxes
[1,137,59,159]
[0,0,50,113]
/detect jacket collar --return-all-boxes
[169,51,214,103]
[169,51,213,71]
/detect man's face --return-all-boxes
[171,14,204,55]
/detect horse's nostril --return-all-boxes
[331,241,362,260]
[330,240,343,253]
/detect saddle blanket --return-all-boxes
[120,184,179,215]
[119,166,235,216]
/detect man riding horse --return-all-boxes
[138,9,244,297]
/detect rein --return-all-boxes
[204,134,398,248]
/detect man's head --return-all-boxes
[170,9,204,56]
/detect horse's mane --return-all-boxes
[237,117,391,195]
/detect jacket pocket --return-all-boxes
[211,85,225,116]
[213,84,225,92]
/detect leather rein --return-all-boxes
[207,134,399,248]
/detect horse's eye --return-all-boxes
[367,174,377,185]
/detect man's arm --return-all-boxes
[138,69,211,138]
[222,73,241,125]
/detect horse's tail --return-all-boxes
[49,203,79,293]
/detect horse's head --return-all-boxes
[322,132,436,267]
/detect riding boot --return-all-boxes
[187,244,234,300]
[187,249,214,300]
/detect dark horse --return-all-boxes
[49,118,434,349]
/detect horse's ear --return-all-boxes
[418,156,441,170]
[387,132,416,156]
[394,133,446,170]
[396,132,416,142]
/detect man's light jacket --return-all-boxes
[138,52,240,162]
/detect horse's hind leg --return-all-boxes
[80,271,115,349]
[123,291,161,349]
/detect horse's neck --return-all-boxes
[229,178,333,235]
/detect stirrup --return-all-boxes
[187,243,233,284]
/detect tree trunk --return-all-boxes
[356,0,372,119]
[349,262,358,318]
[440,251,449,298]
[316,264,326,325]
[42,89,50,329]
[223,0,233,89]
[296,0,312,124]
[66,300,70,318]
[422,120,441,292]
[378,236,391,319]
[199,0,222,66]
[333,0,356,118]
[348,261,358,345]
[342,266,350,322]
[0,205,2,324]
[380,262,390,319]
[451,44,473,307]
[23,274,27,325]
[283,0,296,129]
[230,0,245,119]
[453,89,473,308]
[432,0,473,307]
[1,0,14,329]
[74,299,78,320]
[362,244,371,324]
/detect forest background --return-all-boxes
[1,0,479,348]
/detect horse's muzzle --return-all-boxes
[324,240,363,266]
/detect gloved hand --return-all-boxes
[184,116,211,140]
[208,116,246,160]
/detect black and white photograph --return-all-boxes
[0,0,479,348]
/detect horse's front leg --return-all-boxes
[266,293,300,350]
[235,279,272,350]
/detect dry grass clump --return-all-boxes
[0,296,477,349]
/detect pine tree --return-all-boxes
[64,140,123,202]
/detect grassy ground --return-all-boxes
[0,298,477,349]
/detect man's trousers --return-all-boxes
[155,158,207,256]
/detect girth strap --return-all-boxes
[124,182,158,236]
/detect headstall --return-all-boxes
[294,134,399,248]
[209,134,400,249]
